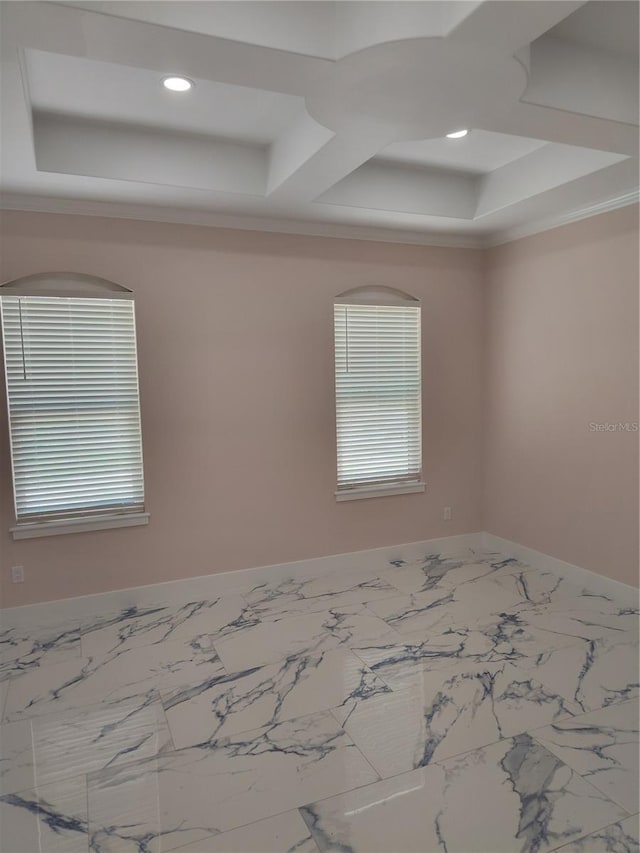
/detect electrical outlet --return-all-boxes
[443,506,452,521]
[11,565,25,583]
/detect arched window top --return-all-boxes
[335,285,419,307]
[0,272,133,300]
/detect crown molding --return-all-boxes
[485,190,640,247]
[0,193,486,250]
[1,190,638,251]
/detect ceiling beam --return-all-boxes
[523,37,639,126]
[479,101,638,157]
[3,2,331,97]
[266,119,395,205]
[58,1,337,60]
[446,0,586,55]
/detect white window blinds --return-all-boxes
[334,299,422,492]
[0,294,145,522]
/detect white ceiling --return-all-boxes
[1,1,638,246]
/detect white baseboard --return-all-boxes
[2,530,636,630]
[481,532,638,607]
[1,532,485,630]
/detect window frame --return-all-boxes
[0,272,149,540]
[333,285,425,502]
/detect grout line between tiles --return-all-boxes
[84,771,90,853]
[547,813,639,851]
[289,726,634,823]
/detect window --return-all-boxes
[0,273,148,539]
[334,286,423,501]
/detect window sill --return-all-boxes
[335,482,426,502]
[11,512,150,540]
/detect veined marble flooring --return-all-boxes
[0,547,638,853]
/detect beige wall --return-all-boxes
[0,211,485,606]
[483,205,639,587]
[1,206,637,607]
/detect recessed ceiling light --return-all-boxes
[162,76,193,93]
[446,129,468,139]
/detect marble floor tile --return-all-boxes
[81,596,257,658]
[174,810,320,852]
[515,597,639,644]
[351,613,583,685]
[300,734,628,853]
[379,550,528,595]
[0,695,173,795]
[332,659,579,778]
[87,711,379,852]
[533,698,639,813]
[0,621,82,682]
[365,576,528,636]
[3,638,225,722]
[517,636,639,713]
[163,648,390,748]
[213,604,399,672]
[489,568,597,609]
[242,568,401,619]
[0,775,88,853]
[551,815,639,852]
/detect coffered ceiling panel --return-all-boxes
[26,50,305,142]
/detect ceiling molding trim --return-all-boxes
[0,194,486,249]
[2,190,637,252]
[486,189,640,247]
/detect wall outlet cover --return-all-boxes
[11,565,25,583]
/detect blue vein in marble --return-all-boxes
[300,807,353,853]
[421,689,458,766]
[361,635,469,673]
[523,603,640,640]
[22,657,183,714]
[321,607,376,639]
[419,669,575,768]
[247,576,394,610]
[491,558,520,570]
[90,824,215,853]
[559,819,640,853]
[84,600,259,651]
[213,716,351,762]
[384,591,456,629]
[0,791,87,836]
[542,719,636,786]
[0,626,80,679]
[482,611,549,658]
[387,553,522,594]
[82,605,174,637]
[95,699,169,769]
[576,641,639,709]
[159,648,392,739]
[334,665,392,729]
[389,554,468,590]
[500,734,580,853]
[511,571,564,604]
